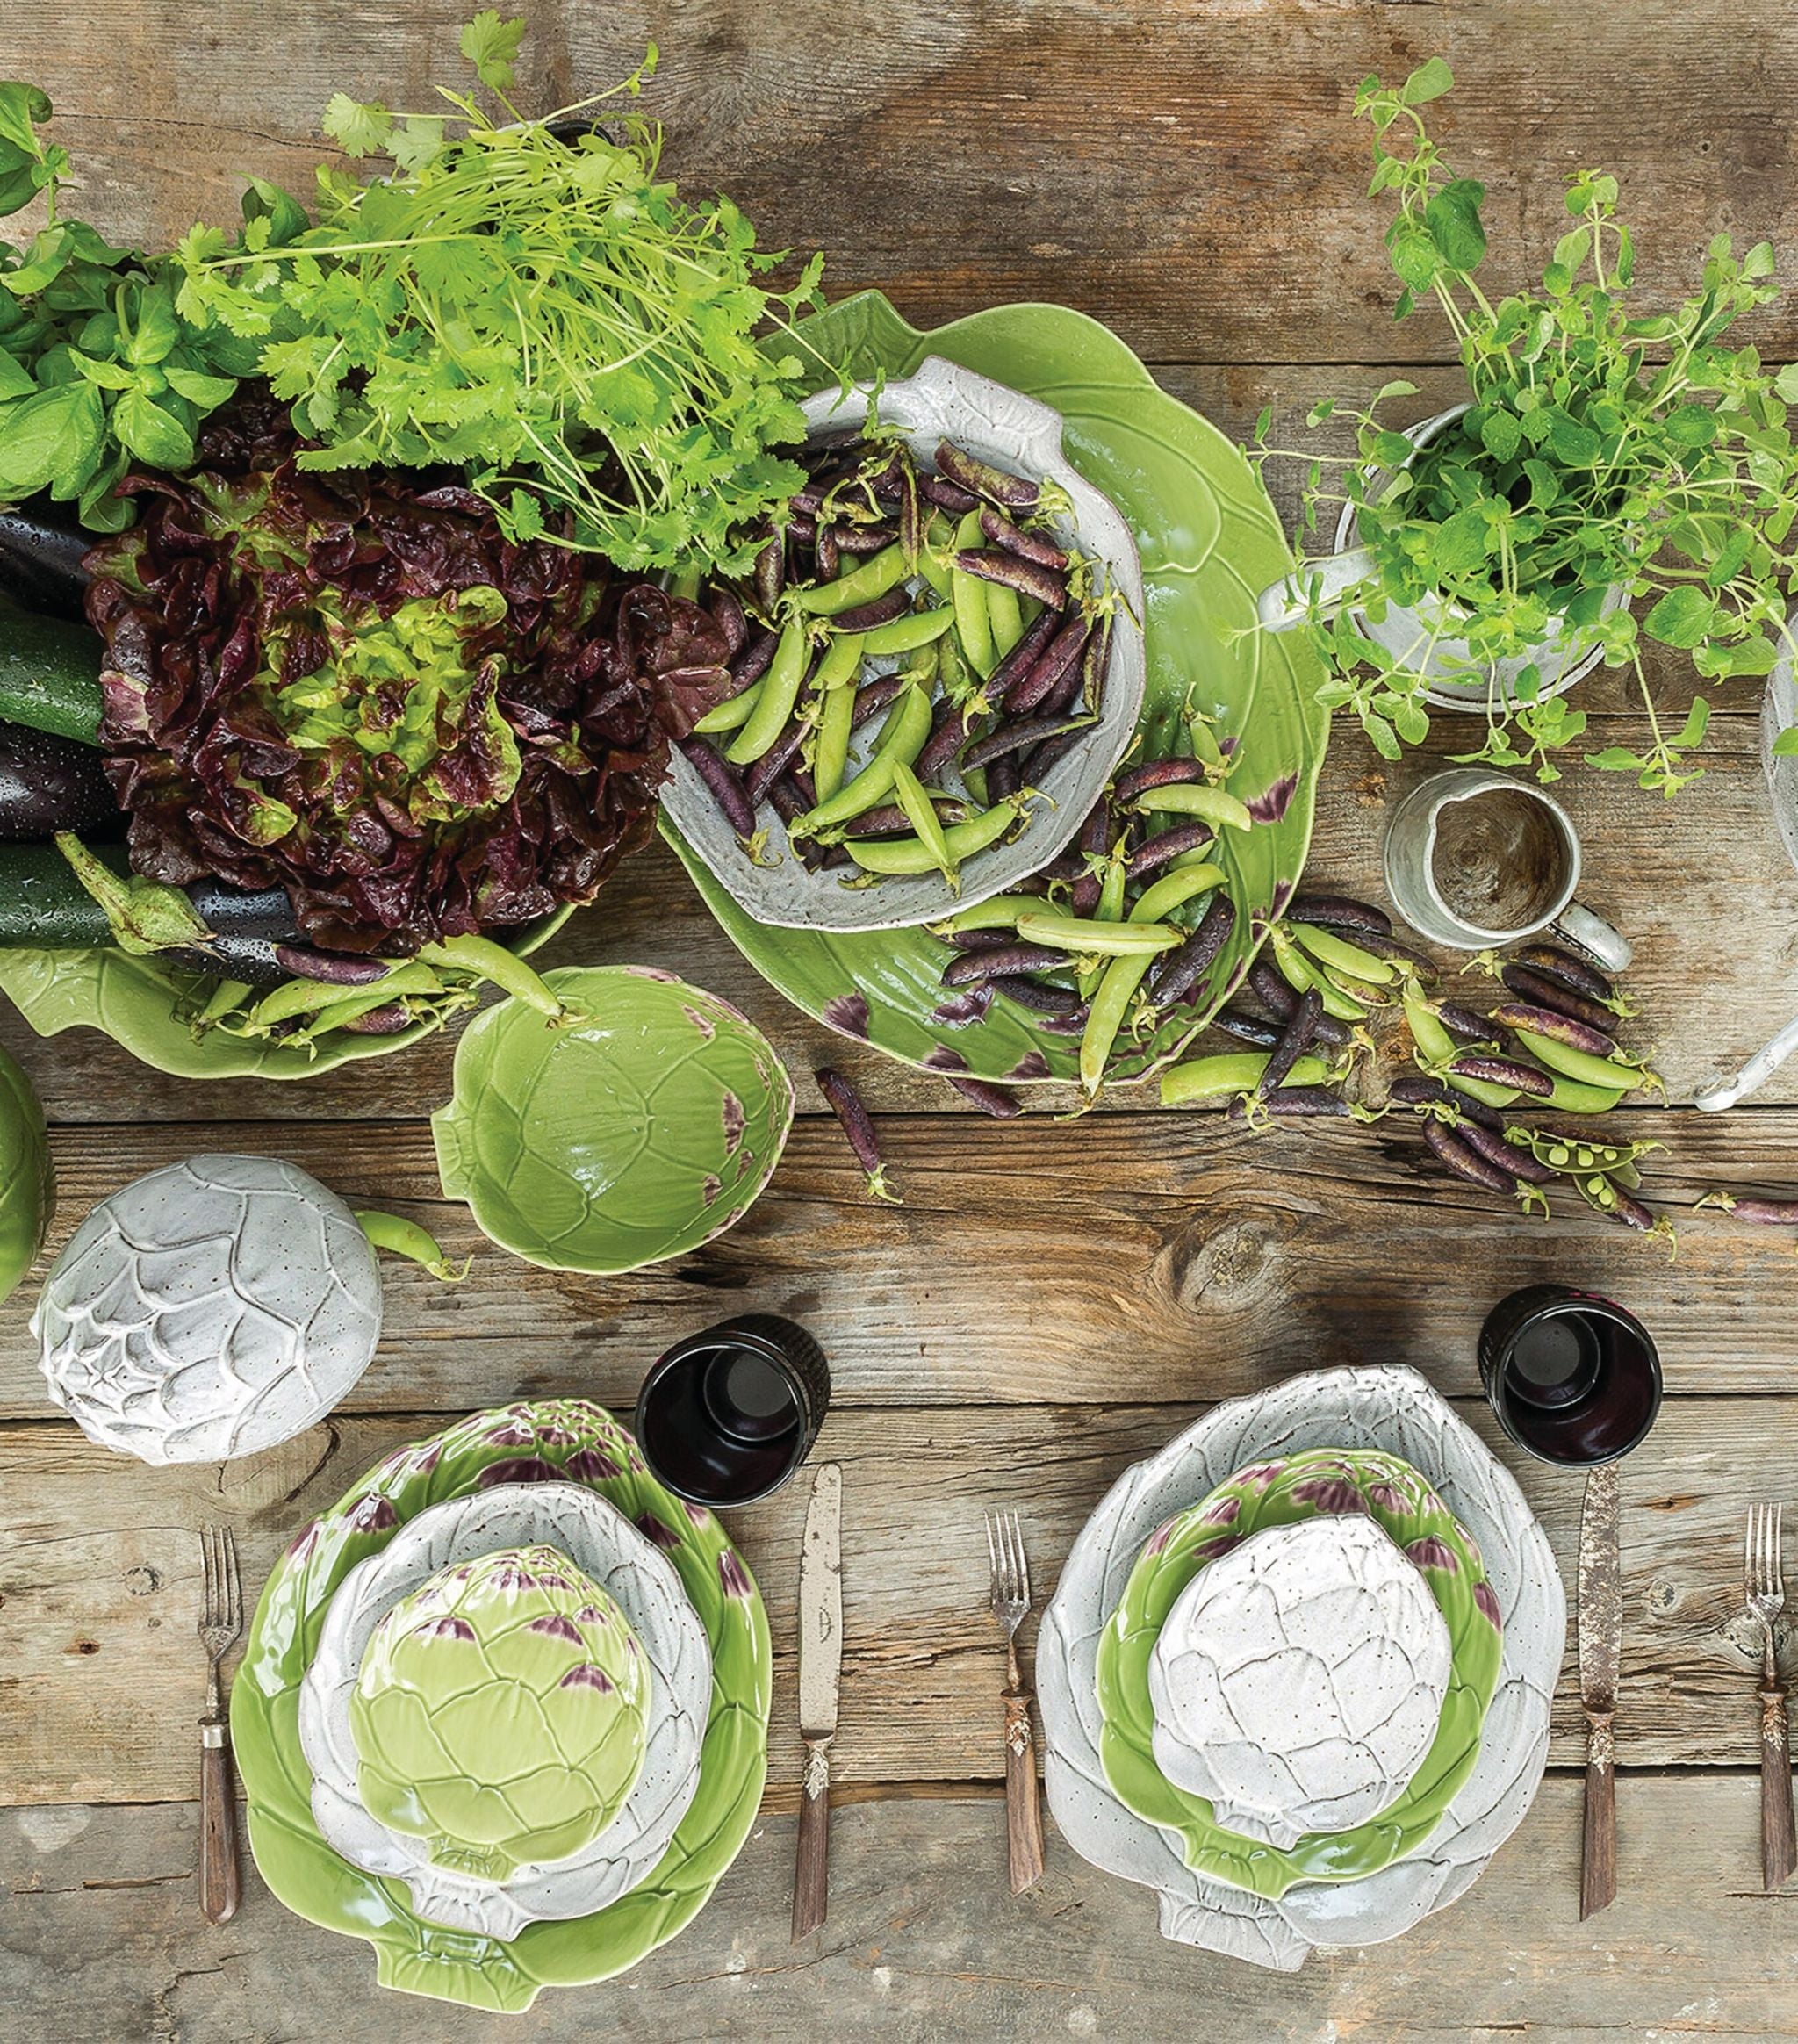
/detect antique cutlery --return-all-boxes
[1744,1501,1795,1889]
[197,1522,244,1925]
[984,1509,1044,1895]
[793,1461,843,1940]
[1577,1463,1622,1919]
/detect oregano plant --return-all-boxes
[1255,59,1798,794]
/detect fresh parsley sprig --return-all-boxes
[173,16,826,572]
[1257,61,1798,795]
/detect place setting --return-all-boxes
[4,14,1798,2029]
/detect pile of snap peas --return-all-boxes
[678,429,1119,889]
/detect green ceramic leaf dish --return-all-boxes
[0,905,571,1081]
[232,1399,772,2013]
[663,292,1329,1084]
[1094,1447,1503,1896]
[431,966,794,1275]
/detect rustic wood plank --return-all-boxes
[0,1397,1786,1805]
[7,1782,1796,2041]
[8,1,1797,364]
[5,1105,1798,1420]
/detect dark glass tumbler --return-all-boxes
[1478,1283,1660,1466]
[635,1313,830,1508]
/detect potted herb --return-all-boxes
[1255,60,1798,794]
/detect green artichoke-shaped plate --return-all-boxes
[662,292,1329,1085]
[0,905,571,1081]
[431,966,794,1275]
[350,1546,651,1882]
[0,1040,51,1304]
[233,1399,772,2013]
[1095,1447,1503,1896]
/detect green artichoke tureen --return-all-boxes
[350,1544,651,1882]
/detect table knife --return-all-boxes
[1578,1462,1623,1919]
[793,1460,843,1940]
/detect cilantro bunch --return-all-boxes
[0,83,250,528]
[1260,60,1798,794]
[173,15,825,572]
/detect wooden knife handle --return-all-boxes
[1003,1689,1045,1895]
[1759,1676,1797,1891]
[198,1727,240,1925]
[1579,1709,1616,1920]
[791,1736,831,1940]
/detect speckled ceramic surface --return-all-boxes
[299,1483,709,1943]
[1148,1515,1453,1851]
[234,1401,770,2012]
[1095,1444,1500,1894]
[659,354,1147,933]
[431,967,794,1276]
[32,1154,382,1464]
[1038,1365,1564,1971]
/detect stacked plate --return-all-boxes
[1038,1365,1564,1971]
[233,1400,771,2012]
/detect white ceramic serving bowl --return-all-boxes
[1037,1364,1564,1972]
[658,355,1147,932]
[298,1483,710,1942]
[1147,1515,1452,1851]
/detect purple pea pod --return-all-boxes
[1420,1115,1518,1195]
[1284,893,1392,937]
[1458,1120,1558,1185]
[1500,963,1621,1035]
[1248,955,1298,1018]
[1511,941,1620,1006]
[769,778,848,871]
[1147,894,1236,1008]
[1025,727,1089,780]
[916,699,982,785]
[1068,801,1111,918]
[708,586,747,659]
[1006,615,1090,715]
[816,1067,900,1204]
[989,975,1087,1018]
[1489,1000,1619,1061]
[941,943,1073,988]
[983,607,1062,709]
[949,928,1018,953]
[272,946,394,986]
[850,673,909,731]
[681,738,757,838]
[744,704,816,806]
[1701,1193,1798,1226]
[1113,757,1207,806]
[1386,1071,1508,1131]
[934,441,1039,511]
[1209,1006,1282,1049]
[854,799,970,838]
[954,548,1068,610]
[919,473,981,515]
[834,521,900,555]
[815,524,840,582]
[788,515,818,546]
[730,628,780,693]
[754,538,784,612]
[1229,1086,1350,1120]
[1344,929,1438,982]
[1258,984,1321,1097]
[947,1074,1024,1117]
[1079,609,1112,716]
[830,587,913,633]
[979,506,1069,572]
[1435,1001,1495,1041]
[1447,1051,1555,1098]
[789,480,830,515]
[987,755,1022,802]
[337,1001,415,1035]
[1127,820,1215,881]
[960,716,1090,772]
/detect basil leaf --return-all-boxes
[0,350,35,401]
[0,82,50,156]
[163,364,237,407]
[0,378,101,497]
[112,387,196,469]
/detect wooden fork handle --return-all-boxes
[1003,1686,1045,1895]
[1579,1708,1616,1920]
[199,1723,240,1925]
[1759,1675,1796,1890]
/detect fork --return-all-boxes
[1745,1501,1796,1890]
[198,1524,244,1924]
[984,1511,1044,1895]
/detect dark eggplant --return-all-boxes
[0,503,93,623]
[0,723,117,839]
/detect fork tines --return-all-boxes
[984,1509,1032,1623]
[1748,1501,1787,1606]
[199,1523,244,1645]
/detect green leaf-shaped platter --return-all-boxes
[0,906,571,1081]
[1094,1447,1502,1896]
[663,293,1329,1084]
[232,1399,772,2012]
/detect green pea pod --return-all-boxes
[915,543,952,599]
[693,680,763,734]
[1540,1075,1632,1114]
[1160,1051,1331,1105]
[813,629,867,692]
[845,797,1024,874]
[418,935,571,1022]
[951,510,996,678]
[859,608,954,658]
[892,759,957,885]
[813,676,857,803]
[1513,1028,1651,1097]
[1402,985,1457,1066]
[986,578,1025,659]
[1514,1130,1662,1175]
[1273,928,1365,1022]
[726,619,808,766]
[1290,920,1396,985]
[1127,862,1227,925]
[795,543,910,616]
[1448,1073,1521,1110]
[195,976,253,1028]
[1133,783,1255,831]
[248,961,443,1033]
[0,1042,51,1306]
[1081,950,1155,1096]
[1079,848,1130,997]
[931,895,1038,936]
[1015,911,1182,956]
[355,1210,471,1284]
[800,683,934,834]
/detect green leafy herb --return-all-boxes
[174,22,826,572]
[0,83,249,528]
[1259,61,1798,795]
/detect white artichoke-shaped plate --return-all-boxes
[1147,1515,1452,1849]
[1037,1365,1564,1971]
[32,1154,383,1464]
[298,1483,710,1941]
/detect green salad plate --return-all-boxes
[233,1399,772,2012]
[1094,1447,1503,1896]
[0,905,572,1082]
[663,291,1330,1086]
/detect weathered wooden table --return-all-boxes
[6,5,1798,2037]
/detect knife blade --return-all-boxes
[793,1461,842,1940]
[1577,1461,1622,1919]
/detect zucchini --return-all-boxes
[0,600,105,745]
